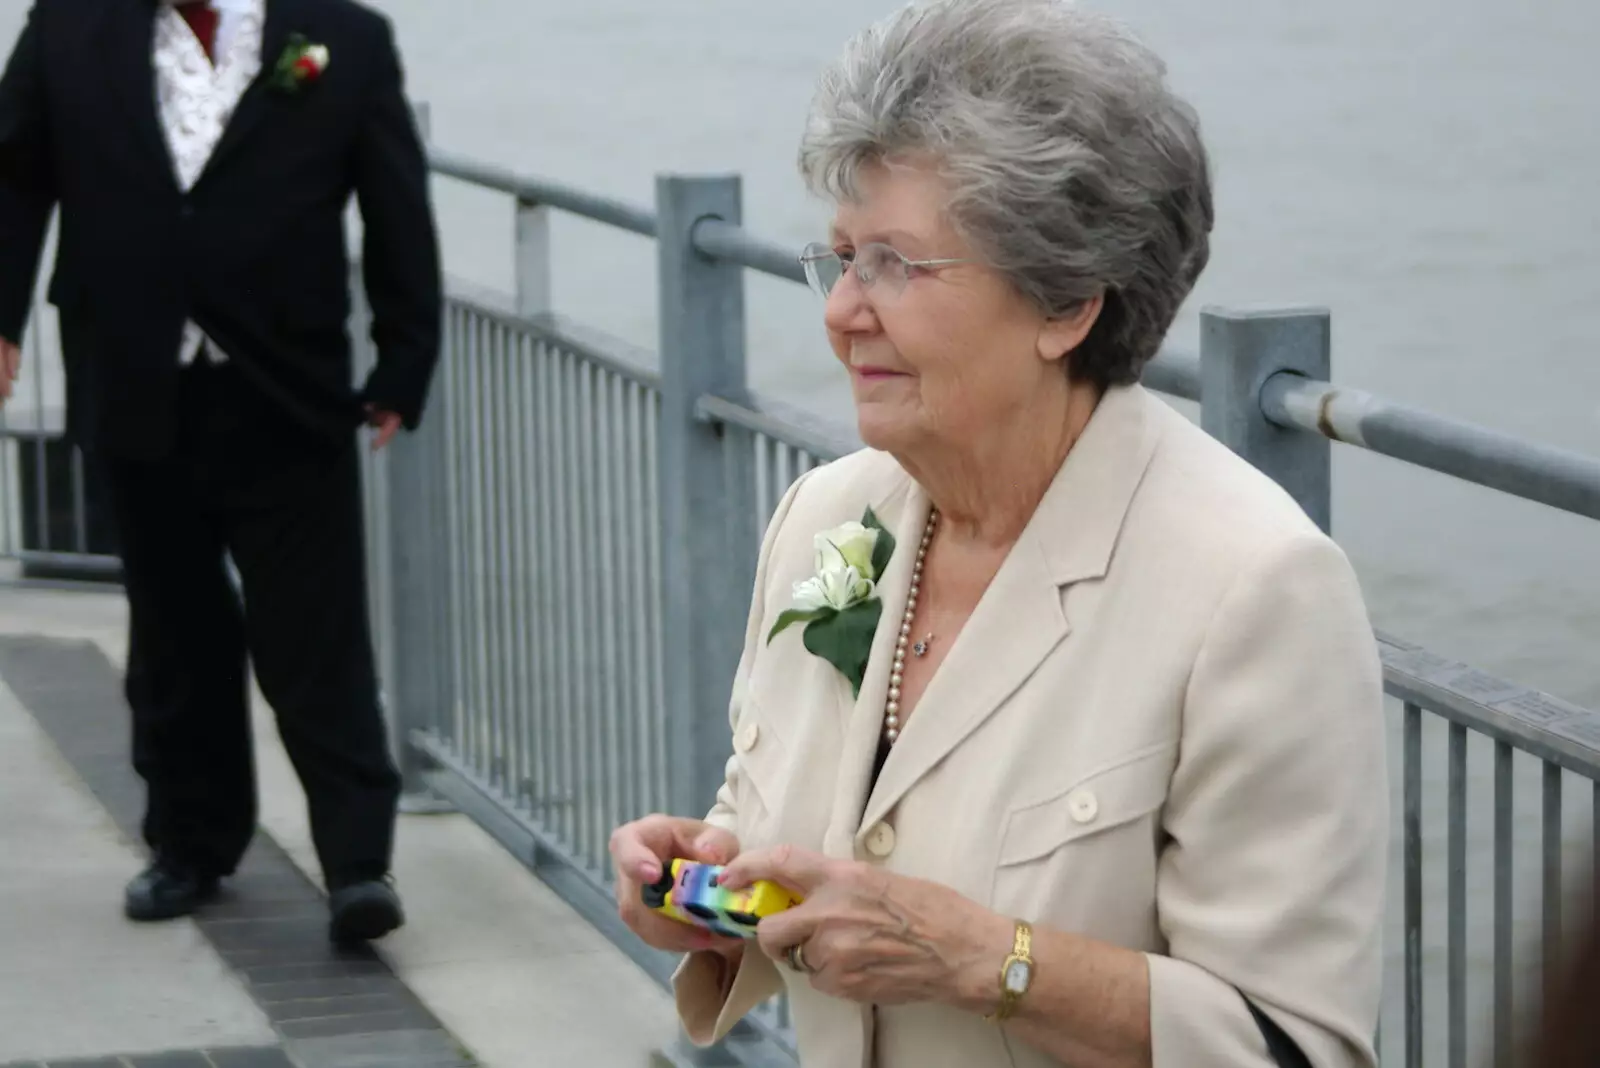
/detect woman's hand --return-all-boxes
[719,844,1011,1010]
[609,814,746,958]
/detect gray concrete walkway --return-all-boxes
[0,580,680,1068]
[0,659,279,1065]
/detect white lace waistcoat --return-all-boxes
[153,0,266,365]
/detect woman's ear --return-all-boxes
[1038,293,1105,364]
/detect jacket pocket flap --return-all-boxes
[998,743,1176,867]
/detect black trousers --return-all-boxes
[98,360,399,886]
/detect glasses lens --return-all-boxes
[800,243,843,298]
[856,244,907,297]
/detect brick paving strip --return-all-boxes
[0,636,477,1068]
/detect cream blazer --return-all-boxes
[672,384,1388,1068]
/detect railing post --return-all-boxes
[515,197,553,316]
[380,100,454,812]
[655,174,760,821]
[1200,305,1333,533]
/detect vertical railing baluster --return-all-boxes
[645,392,667,814]
[753,433,771,524]
[614,376,640,845]
[597,370,624,862]
[774,442,794,520]
[69,446,87,553]
[469,316,493,775]
[1542,761,1563,999]
[500,326,521,797]
[533,340,558,824]
[458,314,481,769]
[576,360,599,867]
[1493,741,1513,1068]
[434,308,459,784]
[498,325,520,794]
[501,334,524,805]
[1447,723,1467,1068]
[446,307,470,751]
[626,382,652,820]
[0,432,14,558]
[1403,703,1423,1068]
[556,351,580,848]
[487,323,509,789]
[27,310,47,555]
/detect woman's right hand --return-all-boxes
[610,814,745,957]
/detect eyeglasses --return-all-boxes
[798,241,970,301]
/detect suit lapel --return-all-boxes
[854,384,1166,838]
[198,0,305,184]
[856,524,1069,836]
[102,1,178,194]
[825,476,923,856]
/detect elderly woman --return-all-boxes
[610,1,1387,1066]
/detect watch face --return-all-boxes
[1003,959,1033,995]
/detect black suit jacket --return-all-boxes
[0,0,442,459]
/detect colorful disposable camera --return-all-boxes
[640,859,801,939]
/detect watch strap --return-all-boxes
[986,920,1034,1023]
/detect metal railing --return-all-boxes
[387,141,1600,1068]
[4,113,1598,1068]
[0,308,121,583]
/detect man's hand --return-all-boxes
[0,338,21,405]
[365,405,402,451]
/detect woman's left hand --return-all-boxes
[718,844,1010,1009]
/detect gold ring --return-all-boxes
[784,942,811,973]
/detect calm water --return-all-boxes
[360,0,1600,707]
[2,0,1597,1059]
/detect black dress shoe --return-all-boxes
[327,877,405,944]
[124,861,220,922]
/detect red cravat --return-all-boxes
[176,2,220,64]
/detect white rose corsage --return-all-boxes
[767,508,896,697]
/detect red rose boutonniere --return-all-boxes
[271,34,330,93]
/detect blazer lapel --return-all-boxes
[824,475,921,857]
[198,0,305,183]
[855,384,1166,838]
[102,1,178,195]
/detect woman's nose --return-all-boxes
[823,266,877,334]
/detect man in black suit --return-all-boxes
[0,0,441,943]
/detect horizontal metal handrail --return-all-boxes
[691,217,806,286]
[694,392,859,460]
[426,145,1600,530]
[1378,630,1600,778]
[1140,349,1201,402]
[442,272,662,389]
[429,147,658,237]
[1261,372,1600,521]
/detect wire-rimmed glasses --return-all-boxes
[798,241,970,301]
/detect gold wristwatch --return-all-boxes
[986,920,1034,1023]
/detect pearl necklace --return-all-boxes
[885,509,938,745]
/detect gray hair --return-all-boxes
[799,0,1213,387]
